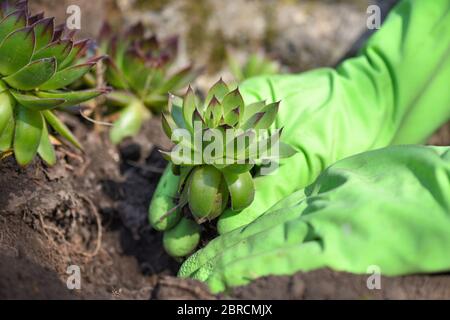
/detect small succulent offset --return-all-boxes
[97,22,199,144]
[149,79,296,258]
[0,0,108,166]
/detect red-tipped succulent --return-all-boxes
[0,0,108,166]
[97,22,200,144]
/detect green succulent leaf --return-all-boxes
[110,100,147,144]
[0,90,15,135]
[0,116,14,151]
[122,49,150,95]
[31,17,54,51]
[105,90,134,107]
[37,122,56,166]
[188,165,223,220]
[223,171,255,211]
[144,93,168,111]
[0,9,27,44]
[39,60,95,90]
[182,86,196,132]
[205,78,229,107]
[178,165,194,193]
[3,57,56,90]
[0,26,35,76]
[59,39,88,70]
[10,91,65,111]
[14,106,43,166]
[33,39,73,66]
[241,111,265,131]
[43,109,82,150]
[36,88,109,108]
[253,101,279,130]
[161,112,177,139]
[205,96,222,128]
[104,59,129,90]
[241,100,266,123]
[169,94,187,130]
[156,65,198,95]
[221,88,244,118]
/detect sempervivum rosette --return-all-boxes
[159,79,296,224]
[97,22,199,144]
[0,0,108,166]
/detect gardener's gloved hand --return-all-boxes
[179,146,450,293]
[216,0,450,233]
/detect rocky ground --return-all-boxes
[1,0,449,299]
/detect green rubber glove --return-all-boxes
[179,145,450,293]
[217,0,450,233]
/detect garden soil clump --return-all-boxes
[1,113,449,299]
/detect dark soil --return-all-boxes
[0,115,449,300]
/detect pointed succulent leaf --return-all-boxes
[51,23,65,42]
[161,112,177,139]
[182,86,196,132]
[14,106,43,166]
[241,111,265,131]
[156,65,199,94]
[206,96,222,128]
[223,107,240,127]
[43,110,82,150]
[0,26,35,76]
[37,122,56,166]
[32,17,54,51]
[0,9,27,43]
[0,90,15,135]
[39,59,98,90]
[59,39,88,69]
[33,39,73,66]
[36,88,110,108]
[241,100,266,123]
[0,116,14,151]
[110,101,147,144]
[221,88,244,118]
[104,58,129,89]
[4,57,56,90]
[159,148,200,165]
[253,101,279,130]
[28,12,45,25]
[205,78,229,107]
[169,94,186,130]
[122,49,150,94]
[10,91,65,111]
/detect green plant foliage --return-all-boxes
[227,52,280,82]
[97,22,200,144]
[159,79,296,223]
[0,0,108,166]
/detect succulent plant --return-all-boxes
[158,79,296,223]
[0,0,108,166]
[227,51,280,82]
[97,22,200,144]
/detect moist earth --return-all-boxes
[0,113,449,300]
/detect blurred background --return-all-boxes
[30,0,393,83]
[30,0,447,142]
